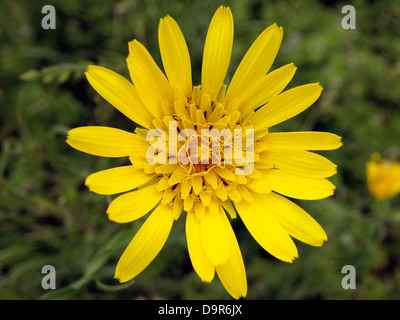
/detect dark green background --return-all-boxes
[1,0,400,299]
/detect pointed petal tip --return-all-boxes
[85,66,95,77]
[218,5,231,10]
[159,15,169,25]
[161,14,172,21]
[338,136,343,147]
[289,253,299,263]
[114,274,122,283]
[214,5,233,19]
[214,5,233,20]
[86,65,104,74]
[200,276,214,283]
[314,236,328,247]
[114,273,131,284]
[231,290,247,300]
[127,39,140,51]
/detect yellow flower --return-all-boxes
[366,153,400,201]
[66,6,342,299]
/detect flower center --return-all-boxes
[132,85,259,217]
[147,85,252,172]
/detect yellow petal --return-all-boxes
[85,66,153,128]
[168,166,189,186]
[127,40,174,119]
[85,165,154,195]
[249,83,323,130]
[214,166,236,181]
[201,6,234,100]
[196,109,207,125]
[216,210,247,299]
[106,184,162,223]
[215,183,228,202]
[254,155,274,170]
[155,163,180,175]
[156,176,170,191]
[194,201,205,220]
[186,211,215,282]
[235,200,298,262]
[209,197,220,214]
[180,178,192,199]
[115,204,174,282]
[173,197,183,220]
[260,169,336,200]
[225,24,283,104]
[253,192,327,246]
[235,174,247,184]
[162,188,178,205]
[237,185,255,202]
[246,177,272,193]
[159,15,192,96]
[263,132,343,150]
[221,200,236,219]
[184,195,194,212]
[200,208,230,265]
[66,126,147,158]
[238,63,297,118]
[199,190,211,206]
[227,187,242,203]
[191,175,203,194]
[204,170,219,189]
[260,149,338,178]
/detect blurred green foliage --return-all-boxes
[1,0,400,300]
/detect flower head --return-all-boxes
[66,6,342,299]
[366,153,400,201]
